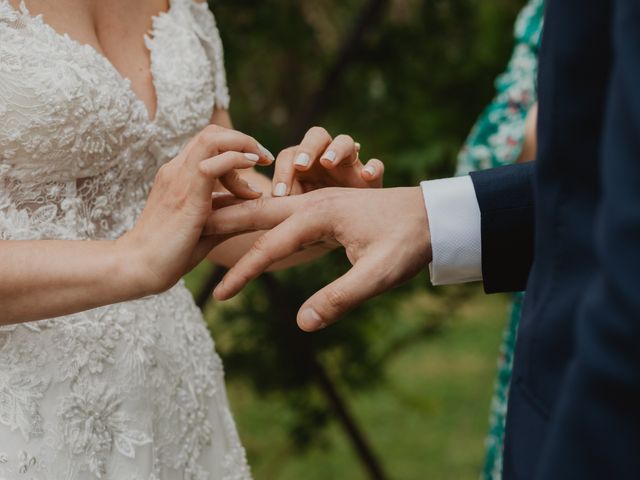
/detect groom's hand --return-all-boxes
[206,187,432,331]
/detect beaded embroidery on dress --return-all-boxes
[0,1,250,478]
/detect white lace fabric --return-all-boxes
[0,1,250,478]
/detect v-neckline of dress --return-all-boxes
[3,0,179,125]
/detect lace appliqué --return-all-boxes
[0,0,249,478]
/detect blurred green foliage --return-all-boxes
[192,0,524,472]
[215,0,522,183]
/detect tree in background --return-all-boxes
[192,1,524,478]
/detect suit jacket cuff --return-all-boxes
[469,162,535,293]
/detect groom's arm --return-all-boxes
[536,1,640,476]
[206,162,537,329]
[422,162,535,293]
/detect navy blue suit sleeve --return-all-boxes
[537,1,640,477]
[469,162,535,293]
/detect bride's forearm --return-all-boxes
[0,240,147,325]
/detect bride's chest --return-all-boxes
[0,5,215,181]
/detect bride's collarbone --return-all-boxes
[13,0,169,120]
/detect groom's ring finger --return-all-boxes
[320,134,358,169]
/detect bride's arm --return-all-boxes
[0,239,147,325]
[0,126,270,325]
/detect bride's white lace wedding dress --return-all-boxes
[0,1,252,479]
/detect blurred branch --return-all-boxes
[194,2,416,479]
[375,287,476,365]
[377,319,445,365]
[288,0,390,143]
[197,268,390,480]
[259,273,390,480]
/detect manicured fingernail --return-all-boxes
[274,182,287,197]
[364,165,376,176]
[244,153,260,162]
[300,308,323,331]
[248,183,262,193]
[355,142,361,152]
[294,152,311,167]
[322,150,337,163]
[257,143,275,161]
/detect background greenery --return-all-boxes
[187,0,525,478]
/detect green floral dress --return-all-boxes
[455,1,544,478]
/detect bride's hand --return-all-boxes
[117,125,272,295]
[271,127,384,197]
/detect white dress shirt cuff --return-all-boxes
[420,176,483,285]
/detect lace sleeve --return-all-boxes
[189,1,231,110]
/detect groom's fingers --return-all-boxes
[203,196,299,235]
[213,213,328,300]
[296,255,385,332]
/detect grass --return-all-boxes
[200,282,510,480]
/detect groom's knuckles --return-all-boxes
[244,232,277,266]
[203,198,265,235]
[222,237,276,293]
[322,285,351,314]
[310,259,384,328]
[236,215,311,275]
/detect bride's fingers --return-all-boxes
[271,147,296,197]
[186,125,274,168]
[320,134,358,169]
[194,152,260,201]
[292,126,333,172]
[198,151,260,178]
[361,158,384,187]
[213,213,325,300]
[219,169,263,200]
